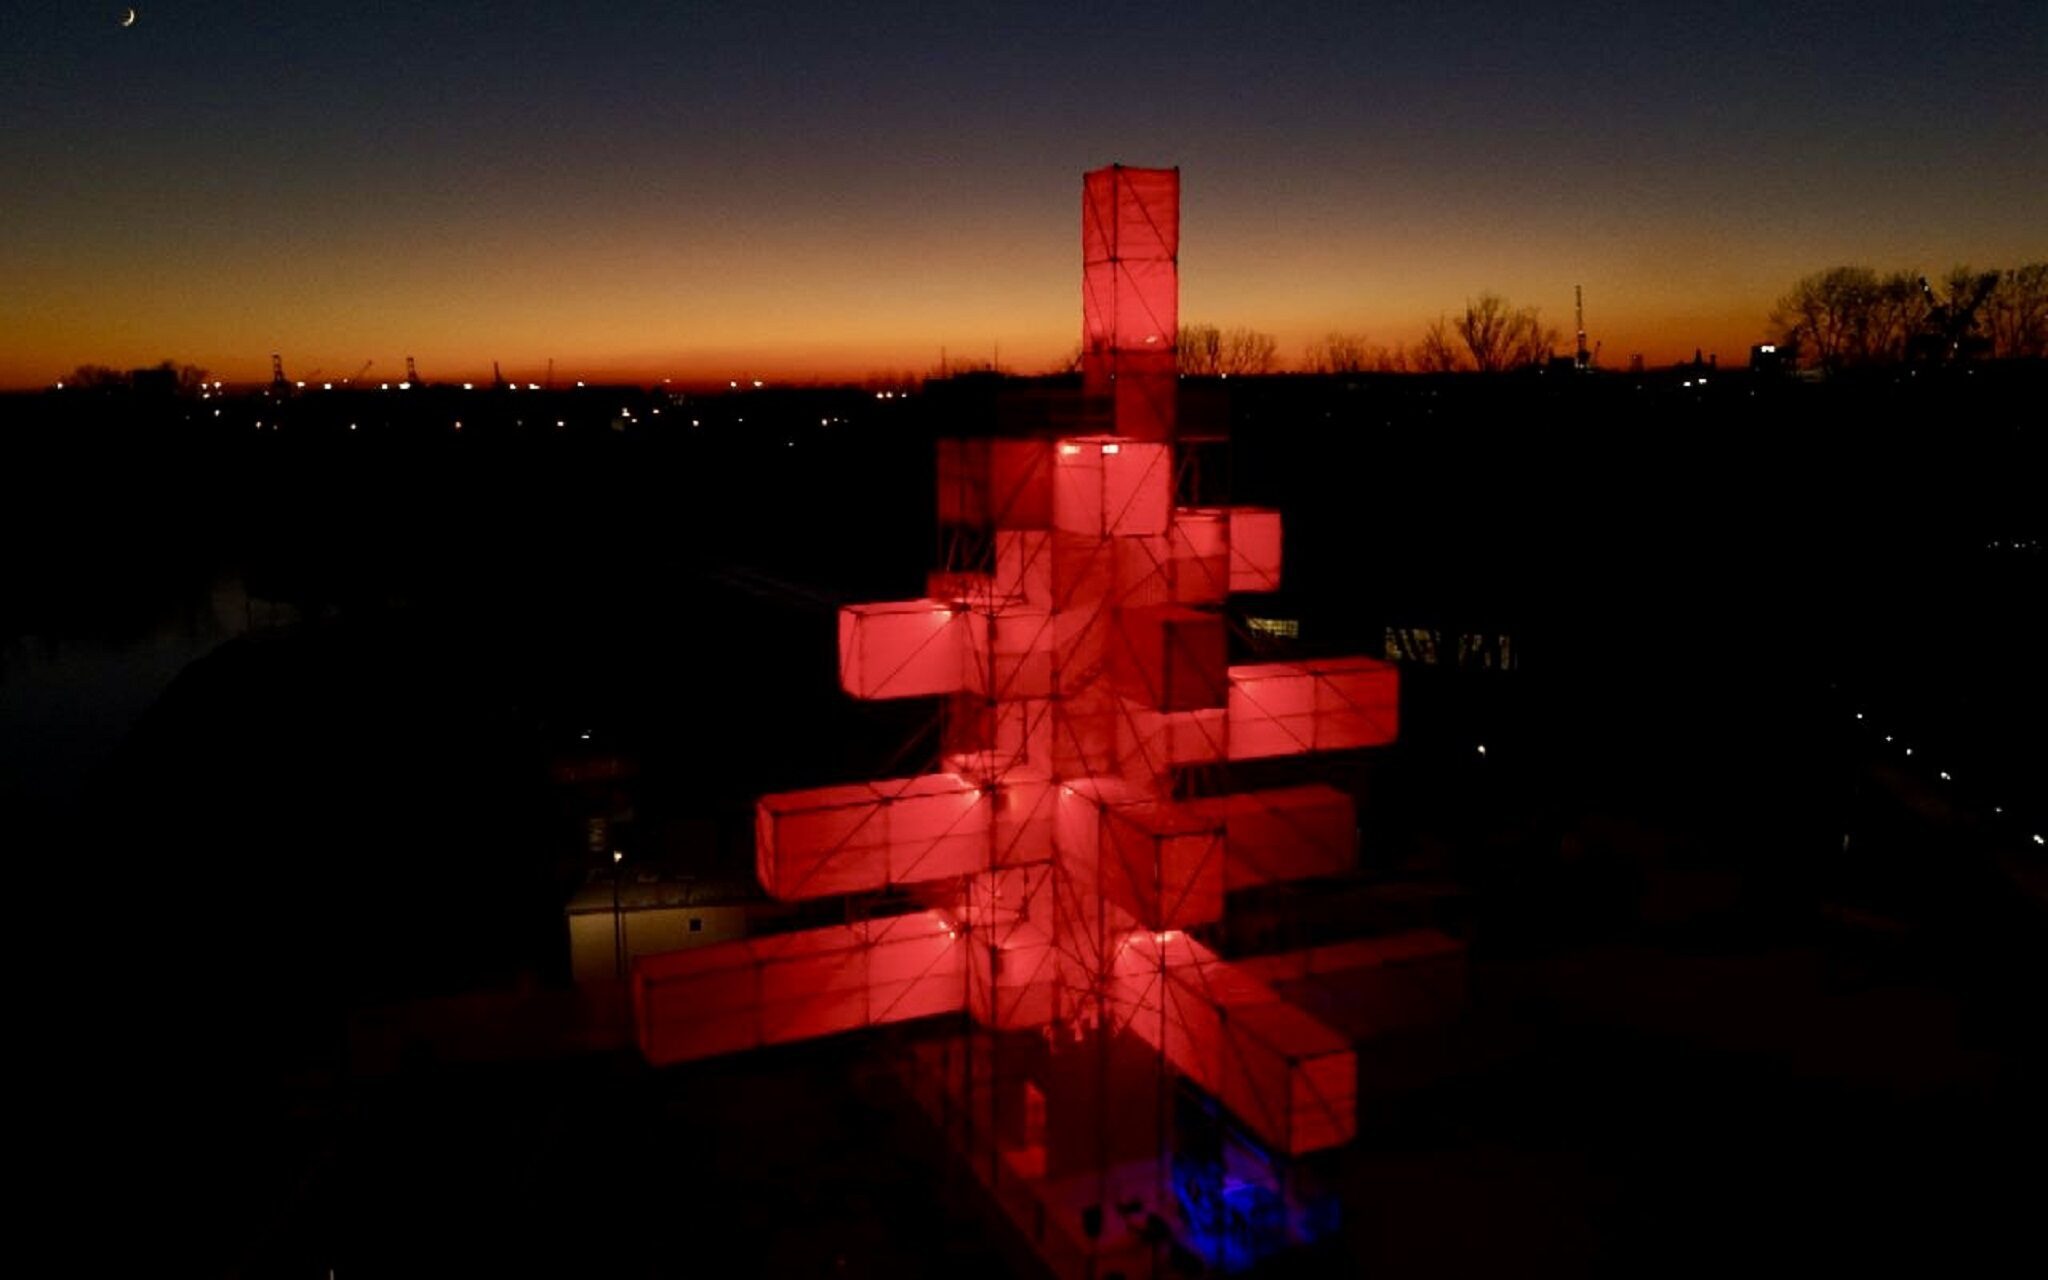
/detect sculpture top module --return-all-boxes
[633,167,1400,1161]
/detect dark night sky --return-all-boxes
[4,1,2043,383]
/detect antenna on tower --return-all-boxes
[270,353,288,393]
[1574,286,1591,371]
[492,360,506,390]
[405,355,420,386]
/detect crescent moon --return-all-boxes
[121,8,137,27]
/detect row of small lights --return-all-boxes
[1464,716,2038,850]
[106,377,883,439]
[69,376,912,401]
[1854,709,2043,847]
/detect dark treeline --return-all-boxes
[1185,262,2048,375]
[1768,263,2048,369]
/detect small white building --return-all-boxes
[564,875,752,984]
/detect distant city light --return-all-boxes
[527,382,540,390]
[1855,712,1863,720]
[1476,744,1487,756]
[463,382,474,390]
[2035,835,2045,847]
[753,380,763,388]
[1939,771,1951,781]
[323,382,333,390]
[398,381,411,390]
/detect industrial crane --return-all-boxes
[1909,273,1999,366]
[1575,286,1590,371]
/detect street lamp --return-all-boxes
[611,849,626,982]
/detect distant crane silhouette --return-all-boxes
[1574,286,1592,371]
[1909,273,2000,365]
[492,360,508,390]
[270,353,288,393]
[350,360,373,384]
[405,355,421,386]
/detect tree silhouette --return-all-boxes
[1177,324,1277,376]
[1987,263,2048,360]
[1414,316,1464,372]
[1221,327,1278,375]
[1301,331,1372,374]
[1454,293,1557,372]
[1769,264,2047,370]
[65,364,127,391]
[1178,324,1221,375]
[63,360,211,395]
[1772,268,1872,370]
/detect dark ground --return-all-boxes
[5,366,2043,1275]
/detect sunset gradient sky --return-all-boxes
[4,1,2043,386]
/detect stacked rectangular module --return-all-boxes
[1113,931,1358,1156]
[634,912,966,1062]
[1082,166,1180,443]
[632,165,1402,1168]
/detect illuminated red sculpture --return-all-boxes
[1083,164,1180,441]
[635,167,1399,1181]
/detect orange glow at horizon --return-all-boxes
[4,183,2031,390]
